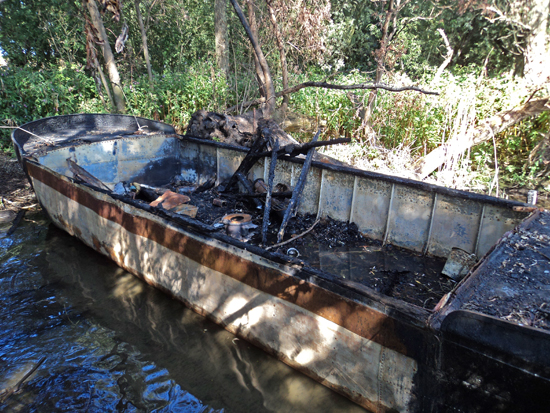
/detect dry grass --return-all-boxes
[320,141,487,192]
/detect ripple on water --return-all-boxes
[0,215,222,413]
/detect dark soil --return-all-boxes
[0,153,37,213]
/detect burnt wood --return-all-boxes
[277,129,321,243]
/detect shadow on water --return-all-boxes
[0,212,366,412]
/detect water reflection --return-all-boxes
[298,238,453,309]
[0,213,365,412]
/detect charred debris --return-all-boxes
[68,116,462,310]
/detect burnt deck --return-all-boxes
[436,210,550,331]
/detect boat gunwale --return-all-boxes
[13,114,527,211]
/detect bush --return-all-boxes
[0,63,102,155]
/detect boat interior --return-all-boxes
[29,130,528,310]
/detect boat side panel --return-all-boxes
[29,173,420,413]
[217,148,246,182]
[177,140,217,185]
[293,163,322,215]
[39,140,117,184]
[350,177,392,241]
[387,185,433,253]
[428,195,482,257]
[38,135,181,187]
[116,136,180,186]
[476,205,525,257]
[318,170,354,222]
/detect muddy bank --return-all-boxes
[0,153,36,212]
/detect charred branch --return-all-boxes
[262,139,279,245]
[276,129,321,243]
[254,137,351,159]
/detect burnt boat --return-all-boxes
[12,114,550,412]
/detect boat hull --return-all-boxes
[26,161,425,412]
[12,114,550,412]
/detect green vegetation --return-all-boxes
[1,0,549,195]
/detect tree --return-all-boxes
[215,0,229,76]
[0,0,85,67]
[522,0,550,83]
[229,0,276,117]
[134,0,154,87]
[456,0,550,82]
[85,0,126,113]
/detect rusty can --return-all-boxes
[212,198,227,207]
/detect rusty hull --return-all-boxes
[26,160,434,412]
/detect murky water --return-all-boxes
[0,212,365,412]
[296,237,452,309]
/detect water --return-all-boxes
[296,238,452,309]
[0,213,365,412]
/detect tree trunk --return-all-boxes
[135,0,154,87]
[523,0,550,84]
[415,98,550,178]
[363,0,396,140]
[266,0,289,111]
[94,55,116,110]
[86,0,126,113]
[246,0,267,99]
[215,0,229,77]
[229,0,276,117]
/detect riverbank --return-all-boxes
[0,153,37,212]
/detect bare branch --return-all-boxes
[432,28,453,84]
[484,5,532,32]
[415,97,550,178]
[226,82,438,113]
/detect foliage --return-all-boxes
[0,0,85,68]
[124,63,229,131]
[1,0,548,195]
[0,63,102,155]
[0,60,229,153]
